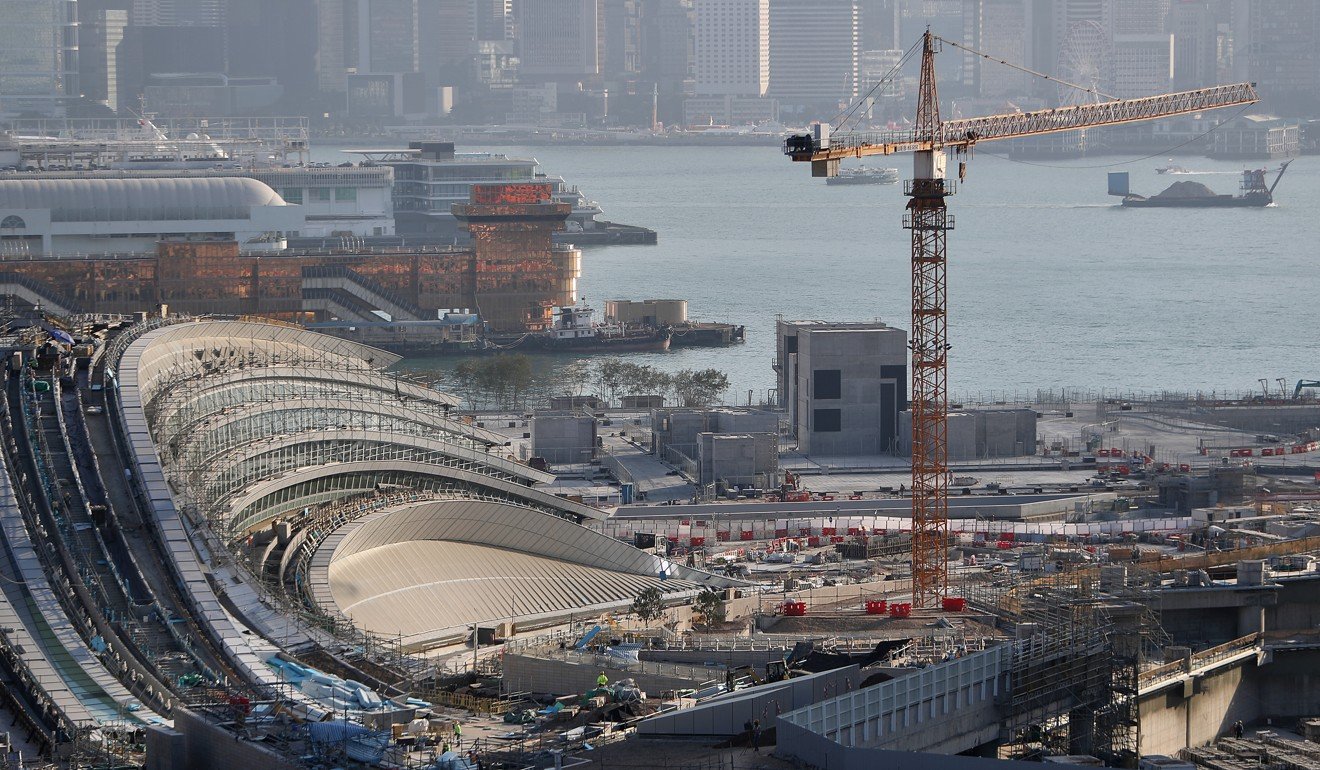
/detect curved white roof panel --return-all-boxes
[0,177,287,222]
[311,499,735,648]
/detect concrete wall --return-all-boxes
[652,408,779,465]
[639,648,787,668]
[502,652,709,696]
[1256,648,1320,718]
[532,412,597,464]
[775,723,1045,770]
[793,325,907,456]
[637,666,860,736]
[1194,404,1320,434]
[900,408,1037,459]
[697,432,778,487]
[1139,660,1260,756]
[146,708,302,770]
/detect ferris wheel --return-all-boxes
[1057,20,1110,107]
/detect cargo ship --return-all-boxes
[1109,161,1290,208]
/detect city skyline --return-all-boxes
[0,1,1317,127]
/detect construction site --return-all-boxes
[0,26,1318,770]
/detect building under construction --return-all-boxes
[0,181,579,334]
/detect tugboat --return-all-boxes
[1109,161,1291,208]
[499,304,671,353]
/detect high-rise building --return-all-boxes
[1110,0,1171,97]
[601,0,642,81]
[1234,0,1320,116]
[640,0,693,91]
[859,0,900,51]
[315,0,347,92]
[962,0,1031,98]
[767,0,859,110]
[0,0,79,117]
[518,0,600,81]
[226,0,319,102]
[693,0,769,97]
[121,0,225,104]
[1168,0,1217,89]
[79,7,128,112]
[476,0,511,41]
[419,0,477,85]
[129,0,221,26]
[358,0,420,74]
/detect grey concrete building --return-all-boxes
[775,320,907,456]
[696,432,778,489]
[651,407,779,464]
[898,408,1037,460]
[531,412,598,465]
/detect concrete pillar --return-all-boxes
[1238,605,1264,637]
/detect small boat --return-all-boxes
[827,166,899,185]
[1155,163,1189,174]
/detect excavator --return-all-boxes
[1294,380,1320,400]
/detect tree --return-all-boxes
[692,589,727,627]
[673,368,730,407]
[631,587,664,625]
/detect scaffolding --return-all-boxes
[967,563,1165,767]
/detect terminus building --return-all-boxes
[0,180,579,335]
[775,319,908,455]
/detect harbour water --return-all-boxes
[315,143,1314,402]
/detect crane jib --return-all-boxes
[785,82,1259,161]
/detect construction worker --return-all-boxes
[596,671,609,688]
[453,721,462,747]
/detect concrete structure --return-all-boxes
[0,0,78,117]
[605,298,687,327]
[0,177,302,256]
[532,412,598,465]
[775,320,907,456]
[451,182,580,332]
[777,645,1011,761]
[638,665,862,736]
[693,0,769,97]
[767,0,860,112]
[518,0,601,82]
[899,408,1038,460]
[696,431,778,488]
[652,407,780,464]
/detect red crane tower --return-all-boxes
[785,31,1258,608]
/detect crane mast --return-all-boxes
[906,31,951,609]
[784,31,1258,609]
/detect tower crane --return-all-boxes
[785,31,1258,609]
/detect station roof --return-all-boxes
[310,498,736,647]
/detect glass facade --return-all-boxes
[0,0,77,116]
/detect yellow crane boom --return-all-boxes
[786,82,1259,174]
